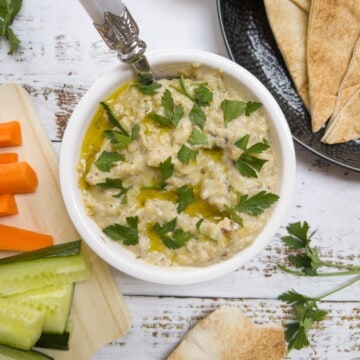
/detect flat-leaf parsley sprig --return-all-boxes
[278,274,360,353]
[278,221,360,276]
[103,216,139,245]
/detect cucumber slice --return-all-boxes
[0,344,53,360]
[4,284,75,334]
[0,240,90,296]
[35,331,71,350]
[0,298,44,351]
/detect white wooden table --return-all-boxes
[1,1,359,359]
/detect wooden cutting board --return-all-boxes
[0,84,131,359]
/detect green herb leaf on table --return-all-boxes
[152,218,192,249]
[103,216,139,245]
[177,144,198,164]
[234,134,270,178]
[176,185,195,213]
[226,191,279,226]
[278,221,360,276]
[94,151,124,172]
[188,128,208,146]
[0,0,22,55]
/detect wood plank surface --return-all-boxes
[0,84,131,359]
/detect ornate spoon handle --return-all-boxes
[79,0,153,81]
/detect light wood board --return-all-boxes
[0,84,131,359]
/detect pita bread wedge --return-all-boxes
[321,88,360,144]
[331,36,360,119]
[290,0,310,13]
[264,0,310,109]
[167,306,286,360]
[307,0,360,132]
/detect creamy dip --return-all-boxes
[79,67,279,267]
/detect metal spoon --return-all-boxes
[79,0,154,83]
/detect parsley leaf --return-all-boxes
[0,0,22,55]
[96,177,130,204]
[188,128,208,145]
[193,85,213,106]
[149,89,184,127]
[158,156,174,189]
[278,221,360,276]
[152,218,192,249]
[100,102,129,136]
[221,100,263,126]
[103,216,138,245]
[94,151,124,172]
[189,103,206,129]
[234,134,269,178]
[177,144,198,164]
[133,73,161,95]
[226,191,279,226]
[176,185,195,212]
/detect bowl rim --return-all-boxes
[60,48,296,285]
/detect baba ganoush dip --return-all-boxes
[79,67,279,267]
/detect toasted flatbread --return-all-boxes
[264,0,310,109]
[167,306,286,360]
[331,36,360,119]
[290,0,310,12]
[307,0,360,132]
[321,88,360,144]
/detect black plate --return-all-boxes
[217,0,360,172]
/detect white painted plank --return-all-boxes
[92,296,360,360]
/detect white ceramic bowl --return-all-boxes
[60,49,295,285]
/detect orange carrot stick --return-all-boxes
[0,193,18,216]
[0,121,22,147]
[0,153,18,164]
[0,161,38,194]
[0,224,53,251]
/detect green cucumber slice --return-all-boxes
[35,331,71,350]
[0,240,90,296]
[0,344,53,360]
[4,284,75,334]
[0,298,44,351]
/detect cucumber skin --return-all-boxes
[0,344,53,360]
[35,332,70,350]
[0,240,82,265]
[0,241,90,296]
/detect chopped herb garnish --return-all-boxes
[103,216,139,245]
[103,130,132,150]
[158,156,174,190]
[133,73,161,95]
[188,128,208,146]
[94,151,124,172]
[189,103,206,129]
[221,99,263,126]
[148,89,184,127]
[100,102,128,136]
[96,177,130,204]
[193,85,213,106]
[177,144,198,164]
[234,134,269,178]
[152,218,192,249]
[0,0,22,55]
[176,185,195,212]
[226,191,279,226]
[278,221,360,276]
[195,218,217,242]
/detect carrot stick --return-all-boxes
[0,161,38,194]
[0,153,18,164]
[0,224,53,251]
[0,121,22,147]
[0,194,18,216]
